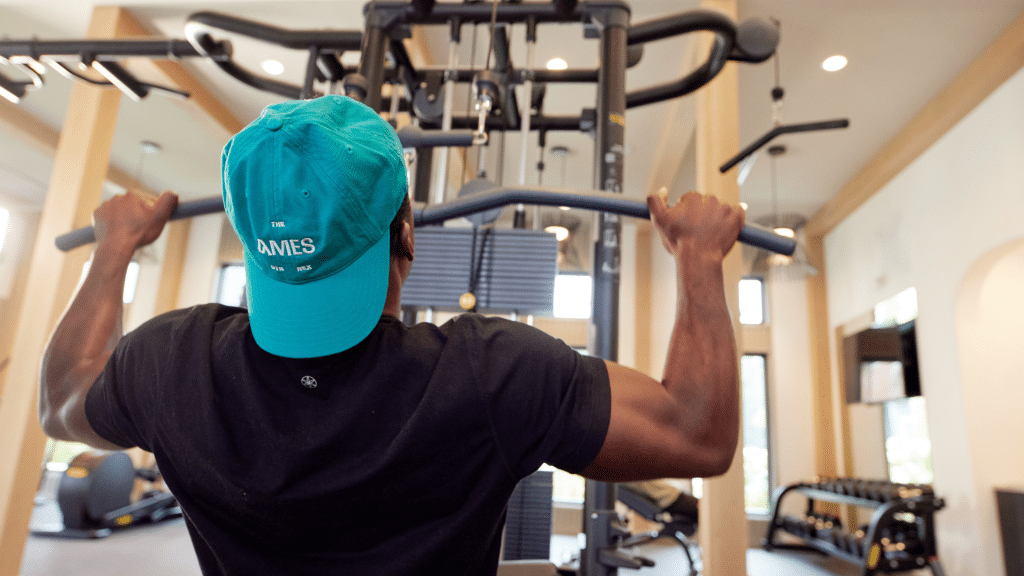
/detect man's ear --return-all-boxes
[400,220,415,262]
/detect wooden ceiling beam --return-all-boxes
[0,98,145,197]
[113,7,245,138]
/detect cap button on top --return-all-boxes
[265,116,284,131]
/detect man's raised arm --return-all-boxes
[582,191,744,482]
[39,191,177,449]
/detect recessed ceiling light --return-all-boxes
[546,58,568,71]
[822,55,848,72]
[739,202,748,210]
[773,227,796,238]
[262,59,285,75]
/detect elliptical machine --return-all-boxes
[33,450,181,539]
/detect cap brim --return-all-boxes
[244,231,390,358]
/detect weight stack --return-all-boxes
[503,471,553,561]
[402,228,557,315]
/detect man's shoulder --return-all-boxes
[436,313,544,337]
[127,303,247,341]
[430,314,565,360]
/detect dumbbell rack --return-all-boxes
[763,478,947,576]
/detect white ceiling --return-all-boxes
[0,0,1021,237]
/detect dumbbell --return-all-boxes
[846,533,864,557]
[877,483,899,502]
[868,480,888,501]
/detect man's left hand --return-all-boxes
[93,190,178,252]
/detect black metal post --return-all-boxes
[358,16,388,111]
[413,146,433,204]
[301,45,320,100]
[583,5,629,576]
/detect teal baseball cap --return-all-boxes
[221,95,408,358]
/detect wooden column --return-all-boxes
[152,220,191,316]
[805,236,838,479]
[632,223,653,377]
[695,1,747,574]
[0,7,132,573]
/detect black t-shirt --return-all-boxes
[85,304,610,575]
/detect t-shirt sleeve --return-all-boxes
[466,317,611,479]
[84,306,208,452]
[84,336,150,451]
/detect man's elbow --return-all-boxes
[38,405,68,441]
[702,449,736,478]
[38,376,77,442]
[694,432,739,478]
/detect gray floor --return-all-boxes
[21,506,930,576]
[22,514,201,576]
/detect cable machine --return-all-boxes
[13,1,794,574]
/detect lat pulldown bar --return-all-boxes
[54,188,797,256]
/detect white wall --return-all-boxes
[823,66,1024,575]
[0,210,32,300]
[955,238,1024,575]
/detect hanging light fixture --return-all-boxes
[751,144,817,279]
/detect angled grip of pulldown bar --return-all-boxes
[184,11,362,100]
[625,10,779,109]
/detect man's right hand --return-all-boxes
[646,190,744,261]
[582,189,743,482]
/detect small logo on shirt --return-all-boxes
[301,376,317,389]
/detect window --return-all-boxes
[873,287,918,327]
[0,207,8,256]
[541,464,585,505]
[123,261,141,304]
[739,277,765,325]
[884,396,933,484]
[553,273,592,319]
[741,354,771,513]
[216,264,247,307]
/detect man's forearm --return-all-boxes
[40,241,133,436]
[661,248,740,470]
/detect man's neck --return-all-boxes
[381,261,404,318]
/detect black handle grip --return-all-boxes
[397,125,477,148]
